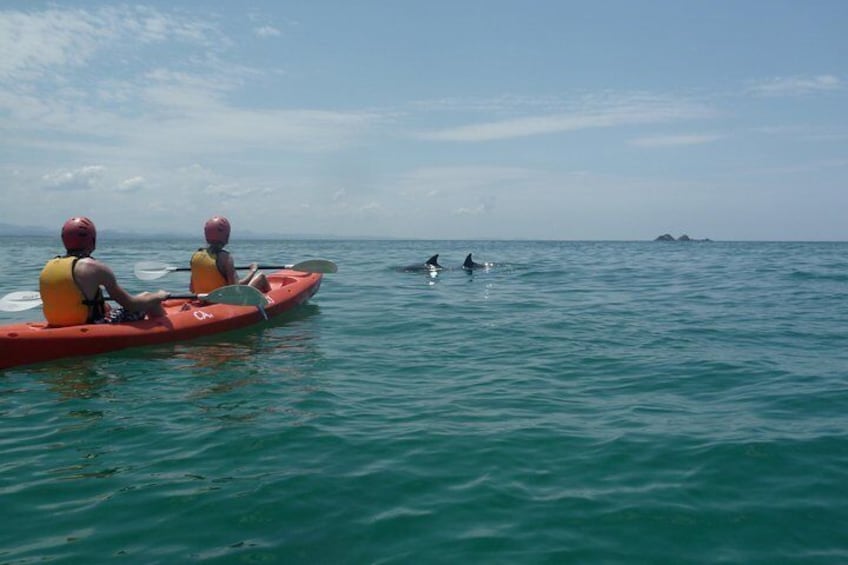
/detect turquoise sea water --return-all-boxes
[1,237,847,563]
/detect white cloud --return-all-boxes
[42,165,105,191]
[1,68,384,159]
[0,4,385,158]
[129,6,216,44]
[0,9,99,81]
[417,96,715,142]
[447,188,498,217]
[747,75,841,97]
[0,6,221,82]
[117,176,145,192]
[453,205,487,216]
[753,125,848,142]
[1,7,340,158]
[737,158,848,177]
[119,107,382,156]
[629,134,722,147]
[357,202,384,214]
[452,202,495,216]
[410,94,567,113]
[255,25,281,38]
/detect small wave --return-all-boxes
[789,270,848,282]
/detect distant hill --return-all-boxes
[0,223,53,236]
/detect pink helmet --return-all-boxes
[204,216,231,244]
[61,217,97,252]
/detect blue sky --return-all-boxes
[2,1,846,240]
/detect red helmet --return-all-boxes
[204,216,231,244]
[61,216,97,252]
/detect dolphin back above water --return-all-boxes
[462,253,489,271]
[400,253,493,273]
[402,254,443,273]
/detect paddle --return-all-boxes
[0,284,268,313]
[134,259,338,281]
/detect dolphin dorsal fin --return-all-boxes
[426,254,440,267]
[463,253,474,268]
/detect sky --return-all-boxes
[1,1,847,240]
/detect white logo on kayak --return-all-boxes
[194,311,214,321]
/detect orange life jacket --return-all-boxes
[39,256,105,326]
[190,248,229,294]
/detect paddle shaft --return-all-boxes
[168,265,284,273]
[140,292,194,300]
[113,290,254,302]
[1,284,266,312]
[2,293,214,311]
[134,259,336,281]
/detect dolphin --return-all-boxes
[402,254,443,273]
[462,253,488,271]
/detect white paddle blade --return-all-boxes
[203,285,269,307]
[291,259,338,274]
[0,291,43,312]
[134,261,174,281]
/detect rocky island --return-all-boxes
[654,233,712,242]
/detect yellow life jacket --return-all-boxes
[38,256,105,326]
[190,248,228,294]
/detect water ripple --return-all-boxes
[2,240,848,562]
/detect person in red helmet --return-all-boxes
[38,217,169,326]
[189,215,270,295]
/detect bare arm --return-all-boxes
[219,251,238,285]
[238,262,259,285]
[77,258,167,313]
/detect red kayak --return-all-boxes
[0,269,322,370]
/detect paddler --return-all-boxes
[39,217,169,326]
[190,216,271,294]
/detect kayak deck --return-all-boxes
[0,270,322,370]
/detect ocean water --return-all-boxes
[1,237,847,563]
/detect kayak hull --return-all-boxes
[0,270,322,370]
